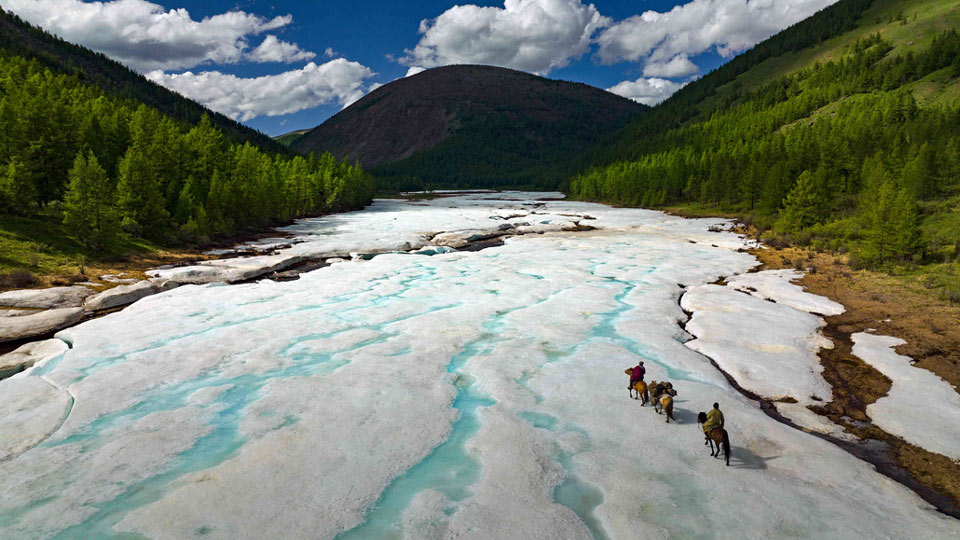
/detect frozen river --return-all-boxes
[1,193,957,539]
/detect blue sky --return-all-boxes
[1,0,837,136]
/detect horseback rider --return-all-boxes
[701,402,724,444]
[627,361,645,390]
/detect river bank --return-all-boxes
[0,211,314,292]
[663,204,960,512]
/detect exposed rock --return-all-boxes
[148,254,307,285]
[0,308,84,343]
[0,339,69,380]
[0,286,93,309]
[433,225,516,248]
[0,309,33,317]
[84,280,180,312]
[100,275,138,284]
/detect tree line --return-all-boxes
[0,7,277,150]
[0,54,374,252]
[568,30,960,267]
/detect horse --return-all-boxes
[650,381,676,416]
[624,369,648,403]
[659,393,676,423]
[631,380,649,405]
[697,412,731,466]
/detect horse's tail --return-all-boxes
[721,430,731,459]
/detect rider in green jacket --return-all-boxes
[701,403,724,444]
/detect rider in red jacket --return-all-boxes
[628,361,646,389]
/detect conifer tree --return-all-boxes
[116,147,168,239]
[63,151,118,251]
[0,157,37,214]
[776,170,824,233]
[890,187,922,260]
[862,179,922,264]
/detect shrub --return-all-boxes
[848,252,870,270]
[0,269,38,289]
[945,288,960,305]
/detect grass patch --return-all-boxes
[717,0,960,101]
[0,210,160,284]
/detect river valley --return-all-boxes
[1,192,957,539]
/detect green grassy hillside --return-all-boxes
[274,130,311,148]
[568,0,960,300]
[729,0,960,93]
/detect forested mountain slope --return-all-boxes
[0,8,277,150]
[293,65,646,190]
[569,0,960,277]
[275,130,311,148]
[0,11,374,283]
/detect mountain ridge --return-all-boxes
[292,64,646,190]
[0,7,280,152]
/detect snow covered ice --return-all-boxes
[0,193,957,539]
[852,332,960,461]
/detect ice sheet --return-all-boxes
[726,269,844,316]
[148,191,745,284]
[852,332,960,460]
[0,193,956,539]
[681,284,833,405]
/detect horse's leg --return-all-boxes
[723,430,731,466]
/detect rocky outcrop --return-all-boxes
[83,280,180,312]
[0,286,93,309]
[0,339,69,379]
[149,254,308,285]
[433,224,518,249]
[0,308,84,343]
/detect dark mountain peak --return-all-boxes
[293,64,645,187]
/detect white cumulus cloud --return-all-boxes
[247,35,315,64]
[642,54,698,78]
[401,0,609,76]
[0,0,315,71]
[145,59,376,121]
[596,0,838,66]
[606,77,686,106]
